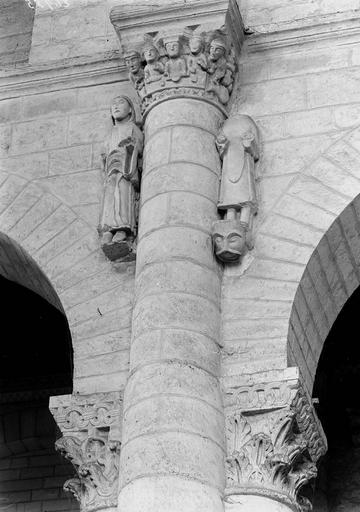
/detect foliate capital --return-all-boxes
[225,379,327,511]
[50,392,123,511]
[110,0,244,114]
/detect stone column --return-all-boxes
[224,376,327,512]
[110,2,244,511]
[50,393,122,512]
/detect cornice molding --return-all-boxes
[0,11,358,100]
[245,11,360,53]
[0,55,127,100]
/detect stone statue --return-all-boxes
[124,50,144,92]
[143,43,165,84]
[212,115,260,263]
[187,34,208,84]
[163,36,187,82]
[99,96,143,261]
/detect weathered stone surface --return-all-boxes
[120,432,225,489]
[135,260,221,302]
[140,162,219,204]
[125,362,223,411]
[117,477,223,512]
[130,330,220,376]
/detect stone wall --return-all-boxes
[0,0,34,67]
[0,0,136,395]
[221,0,360,396]
[0,402,77,512]
[0,0,359,409]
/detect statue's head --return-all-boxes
[189,34,204,54]
[125,50,142,74]
[164,36,180,58]
[143,43,159,63]
[209,38,226,61]
[212,219,247,263]
[222,115,260,160]
[111,96,134,124]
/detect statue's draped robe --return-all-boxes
[99,121,143,235]
[217,125,257,212]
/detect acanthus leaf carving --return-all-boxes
[225,379,327,511]
[55,434,121,511]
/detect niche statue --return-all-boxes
[98,96,143,261]
[212,115,260,264]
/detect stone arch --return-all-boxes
[0,230,74,386]
[0,170,133,394]
[288,196,360,395]
[221,123,360,395]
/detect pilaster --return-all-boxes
[50,392,123,512]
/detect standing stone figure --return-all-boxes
[99,96,143,261]
[212,115,260,263]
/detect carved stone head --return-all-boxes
[111,96,132,124]
[124,50,142,74]
[143,44,159,63]
[222,115,260,161]
[209,38,226,61]
[212,219,247,263]
[189,35,203,54]
[164,37,180,58]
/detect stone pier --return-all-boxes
[110,1,244,510]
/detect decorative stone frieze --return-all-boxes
[110,0,244,116]
[213,114,260,264]
[224,379,327,511]
[50,392,122,512]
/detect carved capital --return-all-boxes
[225,379,327,511]
[50,392,123,511]
[110,0,244,115]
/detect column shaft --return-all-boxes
[118,98,225,512]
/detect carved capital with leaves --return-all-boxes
[50,392,123,511]
[225,379,327,511]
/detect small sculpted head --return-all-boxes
[209,38,226,61]
[125,51,142,74]
[165,40,180,58]
[189,35,203,54]
[111,96,132,124]
[212,221,246,263]
[143,44,158,63]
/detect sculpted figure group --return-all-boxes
[124,30,237,109]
